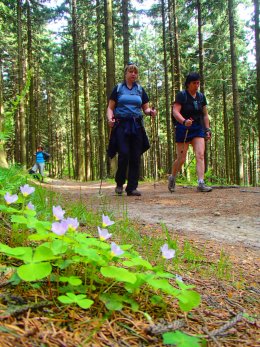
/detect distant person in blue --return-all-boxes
[31,146,50,182]
[169,72,212,193]
[107,62,156,196]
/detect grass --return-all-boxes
[0,167,259,346]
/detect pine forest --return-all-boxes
[0,0,259,186]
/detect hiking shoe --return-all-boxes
[115,186,123,195]
[168,175,176,192]
[197,182,212,192]
[127,189,141,196]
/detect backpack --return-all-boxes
[43,152,50,162]
[180,90,204,104]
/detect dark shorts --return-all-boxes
[175,123,205,143]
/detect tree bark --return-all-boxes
[26,0,36,164]
[253,0,260,165]
[96,0,105,180]
[228,0,243,184]
[0,57,8,168]
[104,0,115,101]
[71,0,84,180]
[172,0,181,92]
[17,0,26,165]
[161,0,173,173]
[122,0,129,66]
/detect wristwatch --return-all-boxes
[182,119,186,125]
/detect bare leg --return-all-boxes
[172,142,190,176]
[191,137,205,180]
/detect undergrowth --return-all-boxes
[0,166,257,347]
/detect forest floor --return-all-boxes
[1,179,259,346]
[47,178,260,250]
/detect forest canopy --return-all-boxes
[0,0,259,186]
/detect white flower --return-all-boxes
[4,192,18,205]
[160,243,175,260]
[98,227,112,241]
[26,201,35,210]
[102,214,115,227]
[111,242,124,257]
[51,220,69,235]
[53,205,65,220]
[20,184,35,196]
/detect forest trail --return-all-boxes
[42,179,260,250]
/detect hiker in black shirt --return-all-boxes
[169,72,212,193]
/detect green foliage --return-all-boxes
[0,182,201,316]
[162,330,206,346]
[0,166,27,192]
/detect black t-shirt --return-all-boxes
[174,90,207,125]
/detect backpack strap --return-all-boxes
[197,92,204,103]
[181,90,187,103]
[117,82,142,94]
[117,83,123,93]
[181,90,203,103]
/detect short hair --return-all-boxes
[124,62,139,75]
[184,72,200,88]
[37,146,43,150]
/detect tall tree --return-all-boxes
[104,0,115,100]
[16,0,26,165]
[26,0,36,162]
[0,57,8,168]
[161,0,173,172]
[196,0,204,93]
[122,0,129,66]
[96,0,105,180]
[172,0,181,92]
[228,0,243,184]
[71,0,84,180]
[254,0,260,162]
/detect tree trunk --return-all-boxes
[172,0,181,92]
[26,0,36,163]
[222,78,229,183]
[228,0,243,184]
[0,57,8,168]
[161,0,173,173]
[82,45,92,181]
[197,0,204,93]
[71,0,84,180]
[96,0,105,180]
[122,0,129,66]
[17,0,26,165]
[104,0,115,100]
[253,0,260,165]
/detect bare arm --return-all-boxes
[142,103,156,117]
[172,103,193,127]
[203,105,211,139]
[106,100,116,127]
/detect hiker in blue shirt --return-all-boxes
[31,146,50,182]
[169,72,212,193]
[107,63,156,196]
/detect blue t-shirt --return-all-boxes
[36,151,45,163]
[110,82,149,118]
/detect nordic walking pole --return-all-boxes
[151,108,157,189]
[99,126,112,196]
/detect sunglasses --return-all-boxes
[127,62,138,66]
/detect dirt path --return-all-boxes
[43,179,260,250]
